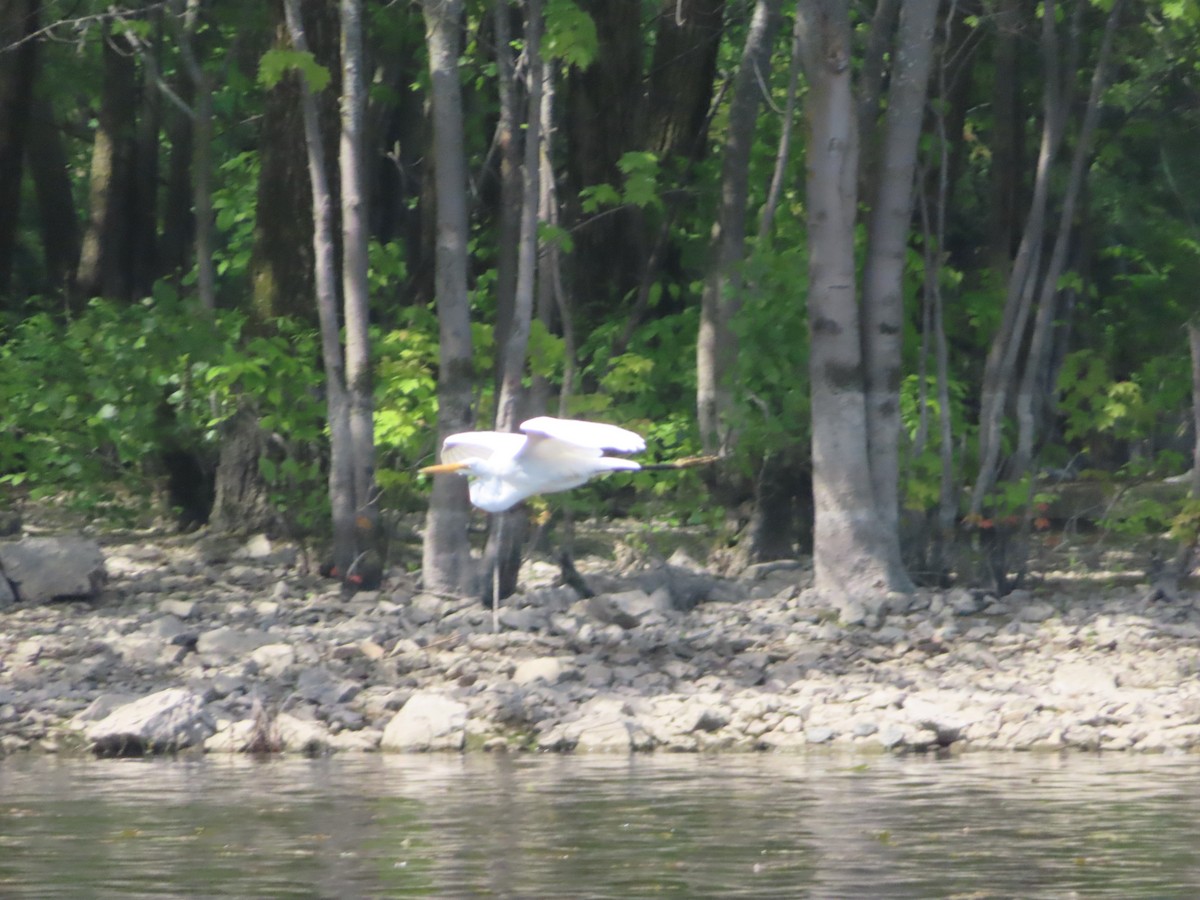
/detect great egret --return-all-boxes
[419,416,647,512]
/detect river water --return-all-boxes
[2,751,1199,898]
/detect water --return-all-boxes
[3,751,1200,898]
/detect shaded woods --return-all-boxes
[1,0,1197,603]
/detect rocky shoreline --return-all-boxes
[3,528,1200,757]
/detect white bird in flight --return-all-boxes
[420,416,647,513]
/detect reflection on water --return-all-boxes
[2,751,1200,898]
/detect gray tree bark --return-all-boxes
[799,0,901,596]
[860,0,939,589]
[283,0,357,574]
[421,0,477,595]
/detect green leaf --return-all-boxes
[258,48,331,92]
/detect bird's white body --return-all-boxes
[422,416,646,512]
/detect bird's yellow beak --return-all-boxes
[419,461,470,474]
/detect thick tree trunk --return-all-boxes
[26,95,79,297]
[0,0,38,295]
[129,9,162,301]
[860,0,938,589]
[799,0,902,597]
[77,26,138,301]
[210,407,278,533]
[421,0,477,596]
[250,1,337,323]
[562,0,646,318]
[159,73,194,281]
[644,0,725,163]
[696,0,783,457]
[988,0,1024,270]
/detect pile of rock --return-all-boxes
[3,530,1200,757]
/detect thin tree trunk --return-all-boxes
[169,0,216,311]
[421,0,476,595]
[799,0,899,597]
[487,0,544,608]
[758,0,803,243]
[283,0,357,575]
[860,0,938,591]
[696,0,783,457]
[1190,319,1200,502]
[492,0,521,387]
[968,0,1067,517]
[341,0,381,586]
[494,0,543,435]
[1012,0,1122,478]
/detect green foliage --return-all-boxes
[0,291,219,513]
[373,307,440,505]
[542,0,598,68]
[258,48,331,92]
[580,152,663,214]
[0,289,335,528]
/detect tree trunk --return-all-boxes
[969,0,1067,517]
[1012,0,1122,479]
[644,0,725,163]
[77,24,138,302]
[283,0,357,576]
[169,0,216,311]
[26,96,80,298]
[696,0,783,457]
[987,0,1024,270]
[421,0,477,596]
[340,0,382,586]
[129,8,162,301]
[491,0,522,387]
[860,0,938,589]
[799,0,902,598]
[562,0,647,319]
[0,0,38,295]
[250,1,337,323]
[1190,319,1200,502]
[210,407,278,533]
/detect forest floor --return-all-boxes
[2,509,1200,758]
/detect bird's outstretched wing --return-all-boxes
[517,417,645,456]
[441,431,526,466]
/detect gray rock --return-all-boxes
[250,643,296,678]
[196,626,272,662]
[511,656,573,686]
[274,712,333,754]
[585,589,671,629]
[381,692,468,751]
[85,688,215,755]
[0,536,106,603]
[1016,601,1056,623]
[295,666,360,706]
